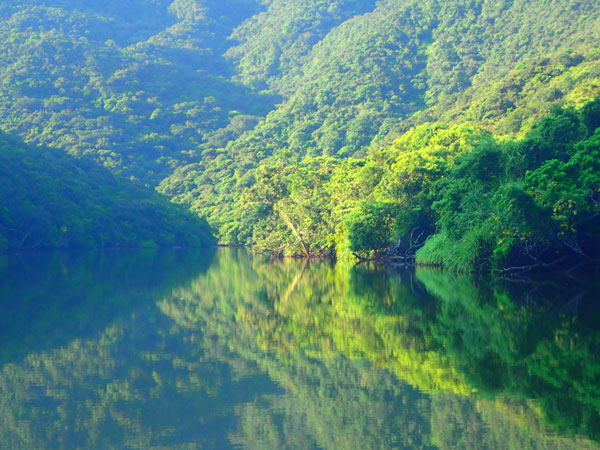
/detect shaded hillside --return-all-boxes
[0,0,271,182]
[0,133,213,249]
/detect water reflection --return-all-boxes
[0,248,213,364]
[1,248,599,449]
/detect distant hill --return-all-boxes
[0,0,270,182]
[0,133,212,249]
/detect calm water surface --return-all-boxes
[1,248,599,449]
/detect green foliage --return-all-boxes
[0,0,271,182]
[418,102,600,271]
[0,133,213,249]
[346,201,397,255]
[225,121,491,257]
[156,0,600,238]
[228,100,599,268]
[582,98,600,134]
[1,0,599,261]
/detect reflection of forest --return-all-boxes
[1,249,599,449]
[162,249,600,448]
[0,248,213,364]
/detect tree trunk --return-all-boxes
[279,210,310,257]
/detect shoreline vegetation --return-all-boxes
[0,1,598,275]
[231,100,600,274]
[2,98,598,277]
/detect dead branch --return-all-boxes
[493,256,568,275]
[279,209,310,257]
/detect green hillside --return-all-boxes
[1,0,599,262]
[215,102,599,271]
[157,0,600,249]
[0,133,213,249]
[0,0,270,182]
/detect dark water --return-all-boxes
[1,248,600,449]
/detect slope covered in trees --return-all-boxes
[157,0,600,243]
[0,133,213,249]
[0,0,272,182]
[182,101,599,272]
[1,0,599,258]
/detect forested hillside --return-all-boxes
[0,133,212,249]
[0,0,272,182]
[212,101,600,272]
[1,0,599,261]
[158,0,600,251]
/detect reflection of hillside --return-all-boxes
[416,269,600,441]
[2,249,599,449]
[228,355,435,450]
[431,395,600,450]
[0,311,277,449]
[160,250,437,449]
[1,249,435,450]
[0,248,213,365]
[161,249,600,448]
[161,250,466,393]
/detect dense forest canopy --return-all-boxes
[0,133,213,249]
[0,0,599,262]
[3,1,600,446]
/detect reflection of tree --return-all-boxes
[0,313,277,449]
[2,249,599,449]
[162,249,600,448]
[228,355,435,450]
[0,248,213,365]
[161,250,438,449]
[431,395,600,450]
[416,269,600,442]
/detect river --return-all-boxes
[1,248,599,449]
